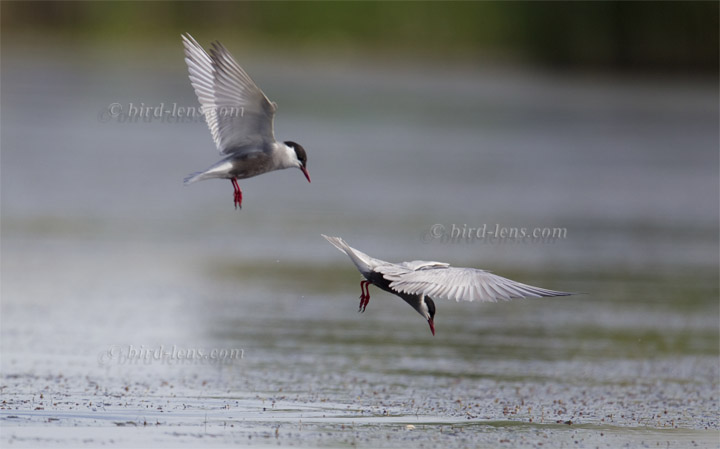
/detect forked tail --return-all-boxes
[184,159,234,185]
[321,234,379,275]
[184,171,209,185]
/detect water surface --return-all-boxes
[1,46,718,448]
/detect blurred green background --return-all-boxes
[2,1,717,72]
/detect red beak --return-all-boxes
[428,318,435,336]
[301,166,311,183]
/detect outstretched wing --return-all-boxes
[182,33,277,154]
[400,260,450,271]
[378,265,572,303]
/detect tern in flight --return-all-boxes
[323,235,573,335]
[182,34,310,209]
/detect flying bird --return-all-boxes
[322,235,572,335]
[181,33,310,209]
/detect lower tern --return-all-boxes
[322,235,573,335]
[182,33,310,209]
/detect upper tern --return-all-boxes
[182,33,310,209]
[322,235,573,335]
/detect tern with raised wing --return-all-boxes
[182,33,310,209]
[322,235,572,335]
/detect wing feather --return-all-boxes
[388,266,572,303]
[182,34,276,155]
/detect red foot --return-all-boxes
[231,178,243,209]
[358,280,371,312]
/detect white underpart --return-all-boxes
[417,297,430,319]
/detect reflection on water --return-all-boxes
[1,46,718,447]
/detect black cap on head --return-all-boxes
[425,297,436,319]
[284,141,307,167]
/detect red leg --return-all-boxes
[230,178,242,209]
[362,281,370,312]
[358,280,371,313]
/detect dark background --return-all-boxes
[3,1,717,73]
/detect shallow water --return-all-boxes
[1,45,718,448]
